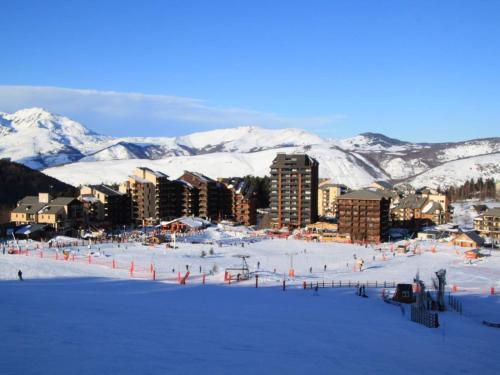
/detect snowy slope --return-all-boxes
[410,153,500,188]
[44,144,389,188]
[2,237,500,375]
[1,108,499,188]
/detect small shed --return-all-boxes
[393,284,416,304]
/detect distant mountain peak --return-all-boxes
[358,132,409,146]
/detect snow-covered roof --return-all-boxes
[15,224,47,235]
[422,201,443,214]
[129,175,150,184]
[161,216,212,228]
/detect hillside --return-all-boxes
[1,108,499,188]
[0,159,76,223]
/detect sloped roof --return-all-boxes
[18,196,40,205]
[422,201,443,214]
[458,231,485,245]
[50,197,78,206]
[12,203,47,215]
[38,205,66,215]
[92,184,122,196]
[15,224,48,235]
[397,194,427,210]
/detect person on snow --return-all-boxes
[323,264,327,271]
[309,266,313,273]
[257,261,260,269]
[18,270,23,281]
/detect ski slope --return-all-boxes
[1,235,499,374]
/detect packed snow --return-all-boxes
[1,233,499,374]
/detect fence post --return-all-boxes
[112,259,116,269]
[491,287,495,296]
[255,274,258,288]
[283,279,286,291]
[130,261,134,277]
[303,281,306,290]
[152,270,156,281]
[88,254,91,264]
[203,273,206,285]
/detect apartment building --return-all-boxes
[391,189,450,228]
[269,153,319,229]
[222,178,257,226]
[473,208,500,242]
[167,179,199,218]
[318,181,348,217]
[179,171,231,221]
[337,190,391,243]
[80,184,132,225]
[120,167,170,225]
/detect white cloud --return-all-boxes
[0,85,344,136]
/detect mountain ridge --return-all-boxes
[1,108,499,189]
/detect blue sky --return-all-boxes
[1,0,499,141]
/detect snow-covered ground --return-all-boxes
[2,108,499,188]
[1,234,499,374]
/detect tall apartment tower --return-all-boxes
[120,167,170,225]
[269,153,319,229]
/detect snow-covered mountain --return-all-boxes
[1,108,499,189]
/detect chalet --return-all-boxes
[449,231,485,248]
[160,216,212,233]
[10,193,83,232]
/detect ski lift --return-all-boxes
[225,254,250,281]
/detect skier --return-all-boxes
[18,269,23,281]
[257,261,260,269]
[199,265,202,273]
[309,266,312,273]
[323,264,327,271]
